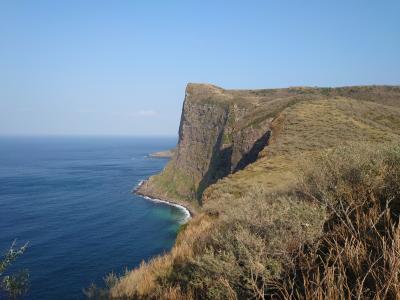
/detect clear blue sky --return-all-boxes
[1,1,399,136]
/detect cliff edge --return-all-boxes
[137,83,274,207]
[138,84,400,211]
[111,84,400,299]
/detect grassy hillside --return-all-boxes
[204,96,400,207]
[90,86,400,299]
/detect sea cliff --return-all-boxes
[137,83,276,208]
[109,84,400,299]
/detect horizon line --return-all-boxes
[0,134,178,138]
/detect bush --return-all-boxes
[274,143,400,299]
[106,143,400,299]
[0,241,29,299]
[163,186,325,300]
[83,272,118,300]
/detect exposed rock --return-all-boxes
[149,149,175,158]
[137,84,400,206]
[137,83,273,203]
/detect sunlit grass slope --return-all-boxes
[104,86,400,299]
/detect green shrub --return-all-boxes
[0,241,29,300]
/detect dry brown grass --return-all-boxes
[94,87,400,299]
[138,86,400,207]
[108,214,214,299]
[113,143,400,300]
[272,144,400,300]
[204,97,400,211]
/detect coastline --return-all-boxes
[133,180,192,223]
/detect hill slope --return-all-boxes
[109,84,400,299]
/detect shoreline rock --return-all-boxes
[133,180,194,220]
[148,149,175,158]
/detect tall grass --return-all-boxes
[273,144,400,299]
[94,143,400,299]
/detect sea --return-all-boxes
[0,136,187,300]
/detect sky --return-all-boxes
[0,1,399,136]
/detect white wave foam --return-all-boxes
[137,180,145,188]
[135,180,191,223]
[142,196,191,224]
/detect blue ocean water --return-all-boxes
[0,136,184,300]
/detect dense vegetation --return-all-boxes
[89,86,400,299]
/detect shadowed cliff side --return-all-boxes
[137,85,400,211]
[106,84,400,300]
[137,83,273,206]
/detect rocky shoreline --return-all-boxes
[133,180,193,222]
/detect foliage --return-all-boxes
[107,143,400,299]
[104,85,400,299]
[273,144,400,299]
[83,272,118,300]
[0,241,29,300]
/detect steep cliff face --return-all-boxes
[137,83,272,204]
[113,85,400,299]
[137,84,400,207]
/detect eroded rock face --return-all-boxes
[137,83,272,203]
[136,84,400,206]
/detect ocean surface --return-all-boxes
[0,136,185,300]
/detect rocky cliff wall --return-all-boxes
[137,84,400,206]
[137,83,272,205]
